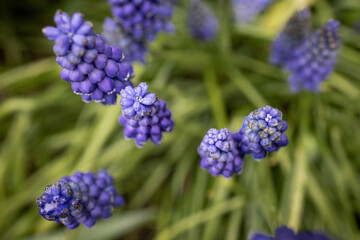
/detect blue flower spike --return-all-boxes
[103,0,175,62]
[187,0,218,41]
[239,105,288,160]
[198,128,244,178]
[43,10,134,104]
[118,82,174,147]
[285,20,341,92]
[36,170,124,229]
[250,226,332,240]
[270,9,312,66]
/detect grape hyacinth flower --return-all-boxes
[270,9,311,66]
[285,20,341,92]
[42,10,134,105]
[232,0,275,24]
[36,170,124,229]
[187,0,218,41]
[104,0,175,62]
[250,226,332,240]
[198,128,244,178]
[118,82,174,147]
[239,105,288,160]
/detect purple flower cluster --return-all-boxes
[198,128,244,178]
[270,9,311,66]
[285,20,341,92]
[43,11,134,104]
[232,0,275,24]
[251,226,331,240]
[103,0,175,62]
[36,170,124,229]
[187,0,218,41]
[118,82,174,147]
[238,105,288,160]
[198,106,288,177]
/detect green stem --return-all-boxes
[155,196,245,240]
[227,67,267,107]
[203,68,228,128]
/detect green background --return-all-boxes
[0,0,360,239]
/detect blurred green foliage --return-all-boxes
[0,0,360,239]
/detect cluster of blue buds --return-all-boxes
[36,170,124,229]
[198,128,244,178]
[250,226,331,240]
[118,82,174,147]
[285,20,341,92]
[187,0,218,41]
[270,9,311,66]
[103,0,175,62]
[232,0,275,24]
[43,10,134,104]
[238,105,288,160]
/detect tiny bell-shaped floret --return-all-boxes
[238,105,288,160]
[36,170,124,229]
[187,0,218,41]
[198,128,244,178]
[120,82,158,120]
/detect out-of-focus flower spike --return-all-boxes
[270,9,312,66]
[285,20,341,92]
[103,0,175,62]
[250,226,332,240]
[187,0,218,41]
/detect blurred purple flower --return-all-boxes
[270,9,311,66]
[250,226,332,240]
[103,18,148,63]
[187,0,218,41]
[104,0,175,62]
[285,20,341,92]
